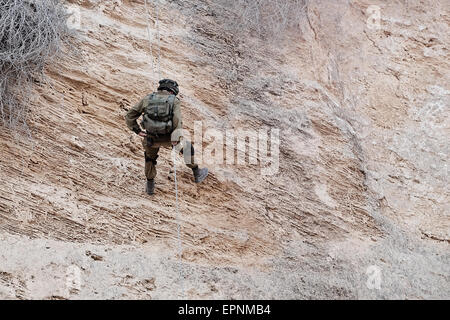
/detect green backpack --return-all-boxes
[141,93,176,135]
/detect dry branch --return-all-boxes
[0,0,72,130]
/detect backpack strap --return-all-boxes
[146,93,155,110]
[147,93,159,118]
[168,95,176,132]
[168,95,175,119]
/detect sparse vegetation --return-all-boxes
[0,0,72,130]
[219,0,308,38]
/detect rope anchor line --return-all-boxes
[144,0,162,82]
[172,148,185,299]
[145,0,182,298]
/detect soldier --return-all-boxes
[126,79,208,195]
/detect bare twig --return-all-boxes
[218,0,307,39]
[0,0,73,130]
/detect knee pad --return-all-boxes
[145,153,158,165]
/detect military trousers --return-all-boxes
[142,134,198,180]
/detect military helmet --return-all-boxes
[158,79,179,95]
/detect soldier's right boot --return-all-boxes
[146,179,155,195]
[192,167,208,183]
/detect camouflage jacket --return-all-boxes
[125,90,182,141]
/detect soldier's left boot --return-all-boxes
[192,167,208,183]
[146,179,155,195]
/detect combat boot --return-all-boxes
[146,179,155,195]
[192,167,208,183]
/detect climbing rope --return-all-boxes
[156,0,162,80]
[172,147,185,299]
[144,0,183,298]
[143,0,154,73]
[143,0,162,82]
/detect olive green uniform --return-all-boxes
[125,90,198,180]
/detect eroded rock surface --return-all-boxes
[0,0,448,299]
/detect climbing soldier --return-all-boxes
[126,79,208,195]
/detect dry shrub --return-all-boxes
[218,0,308,39]
[0,0,73,130]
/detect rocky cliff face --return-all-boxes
[0,0,448,299]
